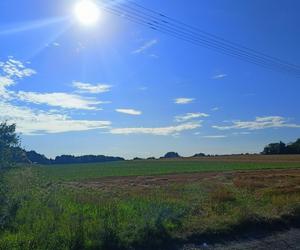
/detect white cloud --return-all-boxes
[175,112,209,122]
[0,58,35,100]
[0,58,36,79]
[110,122,201,136]
[212,74,227,79]
[211,107,220,111]
[203,135,227,138]
[0,57,112,135]
[0,101,111,135]
[73,81,112,94]
[213,116,300,130]
[174,98,195,105]
[132,39,158,54]
[17,91,104,110]
[115,108,142,115]
[149,54,159,59]
[0,76,14,99]
[232,132,251,135]
[139,86,148,91]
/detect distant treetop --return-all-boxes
[262,138,300,155]
[162,152,181,158]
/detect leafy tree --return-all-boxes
[262,142,286,155]
[26,150,52,164]
[0,122,20,169]
[192,153,206,157]
[162,152,181,158]
[286,139,300,154]
[262,139,300,155]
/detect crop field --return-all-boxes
[37,154,300,181]
[1,155,300,249]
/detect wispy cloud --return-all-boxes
[0,58,36,100]
[17,91,104,110]
[73,81,112,94]
[52,42,60,47]
[211,107,220,111]
[175,112,209,122]
[0,76,14,99]
[132,39,158,54]
[0,58,36,79]
[0,57,112,135]
[110,122,201,136]
[213,116,300,130]
[0,101,110,135]
[115,108,142,116]
[0,59,107,110]
[232,132,251,135]
[174,98,195,105]
[212,74,227,80]
[203,135,227,139]
[139,86,148,91]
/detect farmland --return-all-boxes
[1,155,300,249]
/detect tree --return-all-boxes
[286,139,300,154]
[193,153,206,157]
[26,150,52,164]
[162,152,181,158]
[262,139,300,155]
[0,122,20,169]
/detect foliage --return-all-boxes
[0,122,21,169]
[25,151,125,165]
[1,162,300,249]
[162,152,181,158]
[192,153,206,157]
[262,138,300,155]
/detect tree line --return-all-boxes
[262,138,300,155]
[0,122,124,168]
[1,122,300,169]
[26,150,124,165]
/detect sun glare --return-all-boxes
[74,0,100,26]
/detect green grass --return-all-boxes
[37,160,300,181]
[1,159,300,249]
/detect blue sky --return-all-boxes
[0,0,300,159]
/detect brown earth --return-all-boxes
[64,168,300,192]
[172,154,300,163]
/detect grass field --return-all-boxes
[37,155,300,181]
[1,155,300,249]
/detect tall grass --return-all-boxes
[1,163,300,249]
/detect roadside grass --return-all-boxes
[1,159,300,249]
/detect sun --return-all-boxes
[74,0,100,26]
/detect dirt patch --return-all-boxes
[233,169,300,192]
[178,154,300,163]
[63,171,225,190]
[63,168,300,191]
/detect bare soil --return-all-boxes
[64,168,300,191]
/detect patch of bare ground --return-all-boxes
[63,171,225,190]
[233,169,300,192]
[180,154,300,163]
[63,168,300,191]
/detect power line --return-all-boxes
[103,3,299,75]
[127,0,300,71]
[98,0,300,76]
